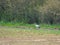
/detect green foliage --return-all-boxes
[0,0,60,24]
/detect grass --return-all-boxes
[0,22,60,45]
[41,24,60,28]
[0,26,60,38]
[0,22,60,37]
[0,21,35,28]
[0,21,60,28]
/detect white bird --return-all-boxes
[35,24,40,29]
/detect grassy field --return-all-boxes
[0,23,60,45]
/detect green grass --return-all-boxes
[41,24,60,29]
[0,21,60,37]
[0,21,60,29]
[0,21,34,27]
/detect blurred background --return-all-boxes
[0,0,60,24]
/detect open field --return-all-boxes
[0,26,60,45]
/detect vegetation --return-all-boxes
[0,0,60,24]
[0,26,60,38]
[0,21,60,30]
[0,1,60,45]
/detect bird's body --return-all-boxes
[35,24,40,29]
[35,24,39,27]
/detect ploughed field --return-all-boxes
[0,26,60,45]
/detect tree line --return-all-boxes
[0,0,60,24]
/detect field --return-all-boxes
[0,24,60,45]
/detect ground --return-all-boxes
[0,26,60,45]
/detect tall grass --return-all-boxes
[0,21,60,29]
